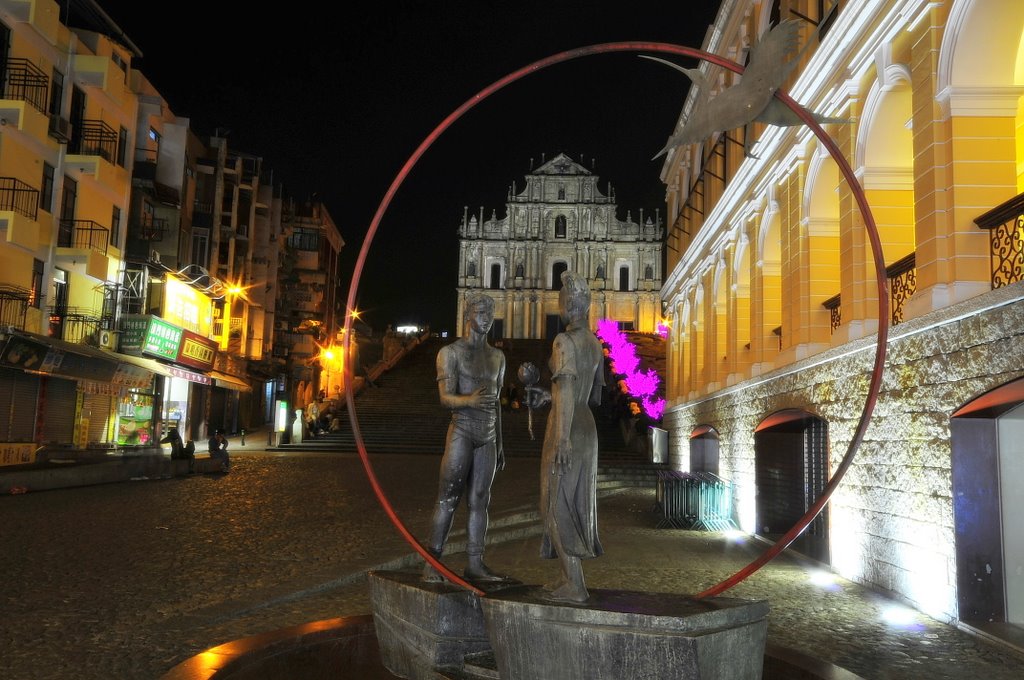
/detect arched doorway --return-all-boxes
[754,409,830,563]
[689,424,720,474]
[951,377,1024,628]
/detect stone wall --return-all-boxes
[663,284,1024,621]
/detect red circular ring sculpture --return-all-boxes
[341,42,889,598]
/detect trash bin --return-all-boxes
[649,426,667,464]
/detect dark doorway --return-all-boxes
[551,262,568,290]
[951,377,1024,629]
[690,425,720,474]
[489,263,501,290]
[754,409,830,563]
[618,266,630,292]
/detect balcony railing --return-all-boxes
[0,176,39,220]
[47,306,103,344]
[975,191,1024,289]
[57,219,109,254]
[2,58,48,113]
[822,294,841,333]
[887,253,916,325]
[69,119,118,163]
[0,285,32,330]
[132,214,168,242]
[821,252,917,333]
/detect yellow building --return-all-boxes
[659,0,1024,641]
[0,1,276,454]
[0,0,140,449]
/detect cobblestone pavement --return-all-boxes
[2,450,1023,679]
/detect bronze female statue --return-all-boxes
[525,271,605,602]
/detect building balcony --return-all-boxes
[0,177,39,221]
[58,219,109,254]
[0,284,33,331]
[46,306,106,345]
[821,252,917,333]
[68,119,118,164]
[975,191,1024,290]
[1,57,49,115]
[131,215,168,242]
[55,219,111,280]
[70,54,122,95]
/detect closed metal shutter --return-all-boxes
[0,368,39,441]
[82,392,115,444]
[39,376,77,444]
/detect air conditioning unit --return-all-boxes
[48,115,72,144]
[98,329,118,350]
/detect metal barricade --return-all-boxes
[655,470,736,531]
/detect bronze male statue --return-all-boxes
[423,294,508,583]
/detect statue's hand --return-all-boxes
[554,438,572,473]
[465,386,496,409]
[524,386,551,409]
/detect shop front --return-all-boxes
[119,316,218,443]
[0,329,162,462]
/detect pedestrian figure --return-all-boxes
[160,427,195,474]
[423,294,510,584]
[305,396,322,437]
[208,429,230,472]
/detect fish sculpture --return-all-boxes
[648,19,849,160]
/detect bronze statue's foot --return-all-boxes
[464,562,511,583]
[422,563,445,583]
[540,583,589,603]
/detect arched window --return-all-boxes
[555,215,567,238]
[489,263,501,289]
[467,262,476,277]
[552,262,568,290]
[645,265,654,280]
[558,186,566,200]
[618,266,630,292]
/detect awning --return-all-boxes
[208,370,252,392]
[1,329,119,382]
[101,350,174,377]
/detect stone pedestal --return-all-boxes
[368,570,493,679]
[370,570,768,680]
[480,586,768,680]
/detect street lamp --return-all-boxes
[318,343,344,400]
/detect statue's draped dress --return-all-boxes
[539,323,605,560]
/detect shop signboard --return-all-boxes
[142,317,184,361]
[176,329,217,371]
[119,315,151,354]
[0,336,50,370]
[0,442,36,467]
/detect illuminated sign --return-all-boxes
[142,317,183,360]
[164,275,215,336]
[176,329,217,370]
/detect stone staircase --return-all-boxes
[271,336,667,486]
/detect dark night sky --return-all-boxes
[95,1,721,334]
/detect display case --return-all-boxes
[116,390,155,446]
